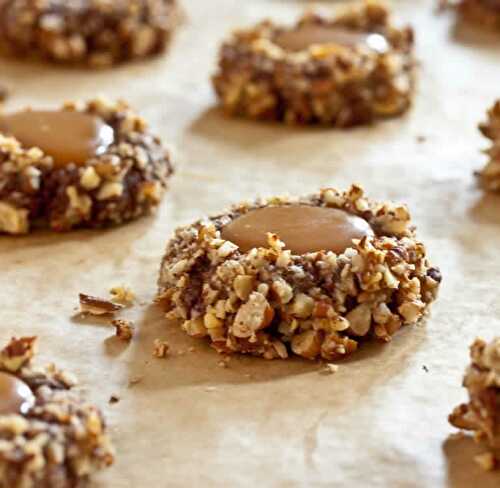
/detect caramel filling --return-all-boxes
[274,25,389,53]
[0,110,114,168]
[221,205,374,255]
[0,371,35,415]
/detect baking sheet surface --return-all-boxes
[0,1,499,486]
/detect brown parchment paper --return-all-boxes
[1,1,500,486]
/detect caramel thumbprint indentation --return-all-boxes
[0,371,35,415]
[0,110,114,168]
[274,25,389,53]
[221,205,374,255]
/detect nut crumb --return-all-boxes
[153,339,170,358]
[79,293,123,316]
[110,286,136,306]
[474,452,496,471]
[111,319,134,341]
[109,395,120,404]
[128,375,143,387]
[320,363,339,375]
[0,336,37,372]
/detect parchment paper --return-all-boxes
[1,1,499,486]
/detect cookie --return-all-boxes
[477,100,500,191]
[0,336,114,487]
[449,337,499,471]
[157,185,441,361]
[212,0,415,127]
[443,0,500,30]
[0,0,178,67]
[0,98,174,234]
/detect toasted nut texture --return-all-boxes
[0,0,178,67]
[449,337,500,470]
[110,286,136,306]
[0,98,174,234]
[157,185,440,361]
[232,292,274,338]
[442,0,500,31]
[213,1,415,127]
[79,293,124,315]
[478,100,500,192]
[0,337,115,487]
[112,319,134,341]
[0,336,37,373]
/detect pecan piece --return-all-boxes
[111,319,134,341]
[0,336,37,372]
[232,292,274,338]
[79,294,124,315]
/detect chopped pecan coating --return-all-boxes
[0,336,115,487]
[79,293,124,315]
[0,98,174,234]
[477,101,500,192]
[213,0,415,127]
[449,337,500,470]
[157,184,441,361]
[442,0,500,30]
[0,0,178,67]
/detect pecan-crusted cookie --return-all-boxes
[449,337,500,470]
[157,185,441,361]
[0,0,178,67]
[442,0,500,30]
[477,100,500,191]
[0,98,174,234]
[0,336,115,487]
[212,0,415,127]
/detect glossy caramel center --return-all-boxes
[274,25,388,53]
[0,371,35,415]
[221,205,374,255]
[0,110,114,168]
